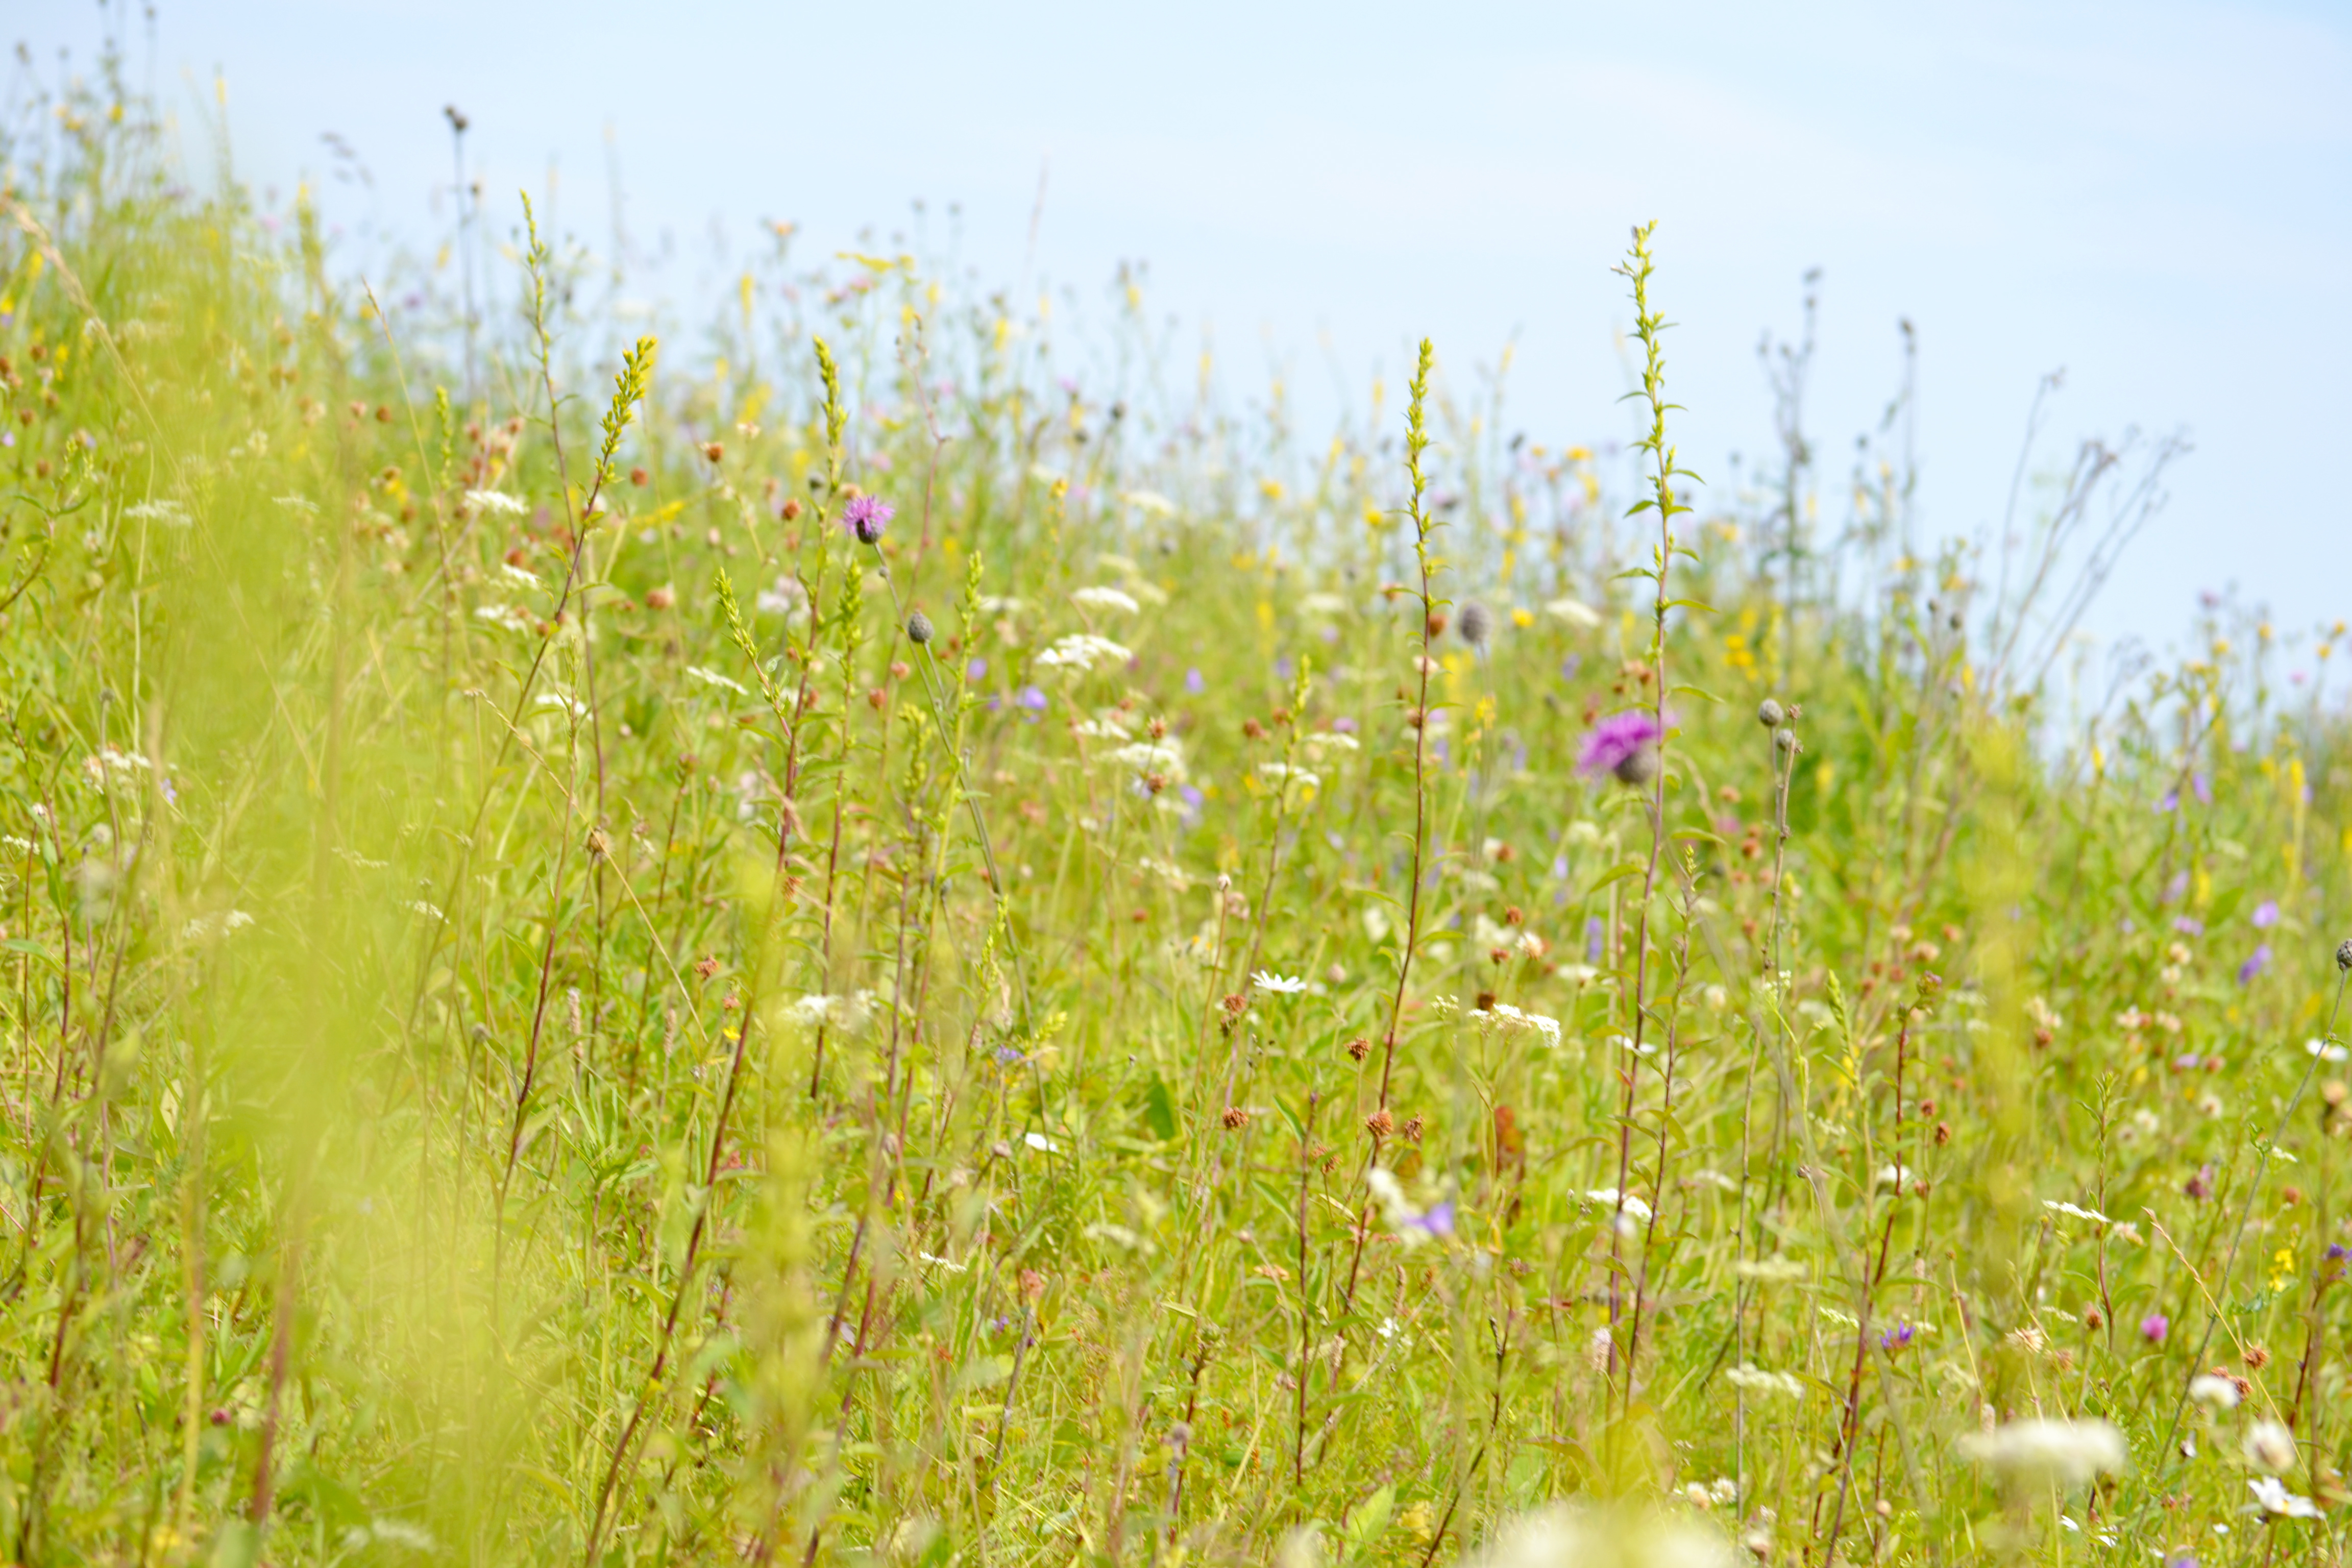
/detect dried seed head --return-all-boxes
[1401,1114,1424,1143]
[1220,1105,1250,1131]
[1457,599,1492,648]
[1344,1036,1369,1062]
[1613,742,1660,788]
[1365,1109,1395,1139]
[2338,937,2352,972]
[905,609,934,645]
[1757,697,1785,728]
[1775,727,1798,753]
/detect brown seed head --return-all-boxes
[1401,1115,1424,1143]
[1365,1109,1395,1139]
[1344,1036,1369,1062]
[1220,1106,1250,1131]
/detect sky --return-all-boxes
[16,0,2352,674]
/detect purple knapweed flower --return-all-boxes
[965,657,988,681]
[841,494,894,545]
[2140,1313,2169,1344]
[2239,944,2271,985]
[2192,772,2212,805]
[2173,916,2204,936]
[1407,1200,1455,1240]
[2251,899,2281,929]
[2155,790,2179,814]
[2186,1164,2215,1200]
[1578,710,1664,785]
[1016,684,1048,712]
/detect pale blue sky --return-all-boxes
[19,0,2352,673]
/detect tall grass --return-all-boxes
[3,71,2350,1568]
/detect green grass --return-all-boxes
[3,76,2351,1568]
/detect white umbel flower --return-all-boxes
[1957,1418,2126,1488]
[465,489,529,517]
[1071,585,1140,615]
[1463,1502,1734,1568]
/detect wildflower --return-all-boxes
[842,494,893,544]
[1880,1322,1915,1353]
[2185,1164,2215,1200]
[1457,599,1492,648]
[1036,633,1133,672]
[1723,1364,1803,1398]
[464,488,527,517]
[2245,1420,2297,1473]
[2248,1477,2323,1518]
[2239,944,2271,985]
[1585,1188,1653,1224]
[1251,971,1306,994]
[1365,1166,1452,1246]
[1543,597,1602,627]
[1257,762,1320,792]
[2141,1313,2170,1343]
[2252,899,2281,928]
[2305,1038,2348,1063]
[183,910,255,941]
[1072,585,1140,615]
[2188,1373,2241,1409]
[1578,710,1663,786]
[1463,1504,1734,1568]
[905,610,934,644]
[1956,1418,2127,1488]
[2043,1199,2112,1225]
[683,665,748,696]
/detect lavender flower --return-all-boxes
[2239,943,2271,985]
[2252,899,2281,928]
[1578,710,1663,786]
[842,494,894,545]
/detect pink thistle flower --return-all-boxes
[842,494,894,545]
[1578,709,1664,786]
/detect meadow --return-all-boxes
[2,71,2350,1568]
